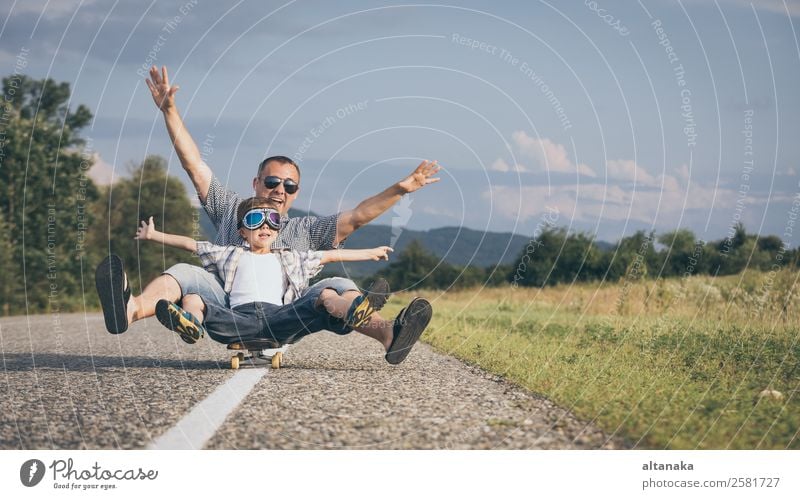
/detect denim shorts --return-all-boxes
[202,281,357,345]
[163,263,228,309]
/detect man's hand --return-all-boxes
[145,65,213,203]
[145,66,179,112]
[334,160,443,245]
[367,246,393,261]
[397,160,442,194]
[135,216,158,241]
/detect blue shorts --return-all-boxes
[201,278,360,344]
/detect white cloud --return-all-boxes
[488,133,708,226]
[604,160,687,192]
[88,154,114,186]
[489,132,597,178]
[490,158,528,173]
[485,179,737,226]
[493,132,688,189]
[606,159,657,185]
[510,131,597,177]
[658,175,681,194]
[676,164,691,182]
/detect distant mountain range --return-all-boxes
[197,208,613,278]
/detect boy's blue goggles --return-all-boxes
[242,208,281,230]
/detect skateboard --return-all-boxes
[227,339,289,370]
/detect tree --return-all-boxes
[373,239,474,291]
[456,264,489,288]
[711,224,756,275]
[656,229,700,277]
[731,222,748,249]
[758,235,783,253]
[606,230,657,281]
[90,156,200,293]
[508,227,605,287]
[0,75,97,314]
[0,210,16,315]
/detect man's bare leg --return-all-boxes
[353,314,394,351]
[127,274,182,324]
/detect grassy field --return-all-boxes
[383,268,800,449]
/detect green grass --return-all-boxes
[386,269,800,449]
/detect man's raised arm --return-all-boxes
[334,160,441,246]
[145,65,212,203]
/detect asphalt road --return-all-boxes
[0,313,623,449]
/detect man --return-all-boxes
[96,66,440,354]
[134,197,428,365]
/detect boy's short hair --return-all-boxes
[237,196,274,229]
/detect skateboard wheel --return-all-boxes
[271,352,282,369]
[237,352,245,361]
[231,356,240,370]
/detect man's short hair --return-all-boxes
[257,156,300,178]
[236,196,272,229]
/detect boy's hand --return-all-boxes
[368,246,393,261]
[397,160,442,194]
[145,66,179,112]
[135,216,157,241]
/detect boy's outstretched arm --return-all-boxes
[320,246,393,264]
[145,65,213,203]
[334,160,441,246]
[135,216,198,253]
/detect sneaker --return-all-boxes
[155,299,205,344]
[344,278,391,328]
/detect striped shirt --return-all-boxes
[201,174,341,250]
[195,241,324,304]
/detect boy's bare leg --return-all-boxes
[127,274,182,324]
[316,289,393,350]
[181,293,206,322]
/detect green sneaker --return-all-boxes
[344,278,390,328]
[155,299,205,344]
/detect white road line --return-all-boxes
[147,368,267,450]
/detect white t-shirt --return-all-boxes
[229,252,284,308]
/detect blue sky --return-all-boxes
[2,0,799,244]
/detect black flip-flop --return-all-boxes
[95,254,130,334]
[344,278,391,329]
[385,297,432,365]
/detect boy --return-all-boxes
[133,196,432,364]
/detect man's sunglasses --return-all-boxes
[242,208,282,230]
[262,176,299,194]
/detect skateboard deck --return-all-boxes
[227,339,288,369]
